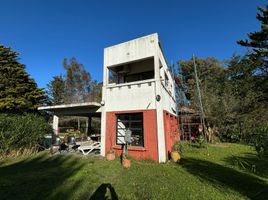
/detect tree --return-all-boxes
[46,75,65,105]
[47,57,102,104]
[237,3,268,104]
[237,4,268,148]
[237,4,268,154]
[177,55,268,143]
[178,57,225,114]
[237,4,268,73]
[86,80,102,102]
[177,57,226,141]
[63,57,92,103]
[219,56,263,141]
[0,45,46,113]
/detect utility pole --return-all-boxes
[193,55,209,155]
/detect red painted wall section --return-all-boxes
[163,110,180,158]
[105,109,159,162]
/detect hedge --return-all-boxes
[0,113,52,158]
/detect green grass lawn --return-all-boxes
[0,143,267,200]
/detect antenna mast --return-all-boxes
[193,54,209,155]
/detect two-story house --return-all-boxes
[39,33,180,163]
[100,33,179,163]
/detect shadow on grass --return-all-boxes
[0,153,86,200]
[89,183,118,200]
[180,158,268,200]
[223,153,268,179]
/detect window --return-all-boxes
[116,113,144,146]
[164,72,169,87]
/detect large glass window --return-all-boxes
[116,113,144,146]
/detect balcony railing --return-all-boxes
[107,78,155,89]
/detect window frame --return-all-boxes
[116,113,144,147]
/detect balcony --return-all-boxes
[108,57,154,84]
[105,79,156,112]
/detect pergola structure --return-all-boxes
[38,102,102,135]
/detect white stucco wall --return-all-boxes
[101,33,178,162]
[160,83,177,115]
[158,45,177,115]
[104,34,157,67]
[105,79,156,112]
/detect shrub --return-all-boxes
[0,113,53,158]
[218,129,241,143]
[248,125,268,158]
[196,134,205,148]
[171,142,180,152]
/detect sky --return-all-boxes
[0,0,266,88]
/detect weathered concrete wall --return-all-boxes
[160,84,177,116]
[101,33,179,162]
[105,80,156,112]
[158,45,177,116]
[104,34,157,67]
[125,58,154,75]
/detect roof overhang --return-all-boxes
[38,102,102,117]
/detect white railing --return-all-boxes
[107,79,155,89]
[105,79,156,112]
